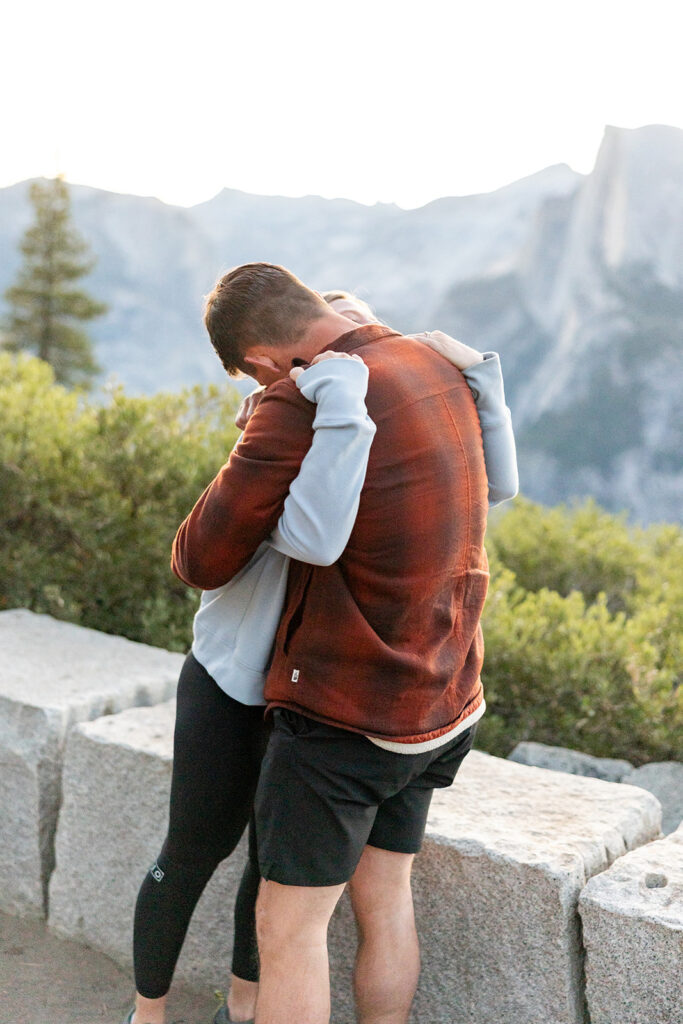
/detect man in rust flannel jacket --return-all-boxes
[172,264,489,1024]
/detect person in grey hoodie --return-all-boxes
[124,296,517,1024]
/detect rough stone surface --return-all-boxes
[579,823,683,1024]
[49,709,663,1024]
[621,762,683,835]
[508,740,634,781]
[0,609,182,917]
[409,751,662,1024]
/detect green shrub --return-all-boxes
[486,497,650,611]
[0,353,240,650]
[478,562,682,764]
[1,355,681,762]
[480,499,682,763]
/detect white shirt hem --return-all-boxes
[367,699,486,755]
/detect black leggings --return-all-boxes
[133,652,268,999]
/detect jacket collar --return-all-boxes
[321,324,399,355]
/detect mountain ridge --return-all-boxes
[1,125,681,522]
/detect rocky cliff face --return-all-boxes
[1,125,681,522]
[434,125,683,522]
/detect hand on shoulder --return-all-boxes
[412,330,484,371]
[289,350,364,382]
[235,385,267,429]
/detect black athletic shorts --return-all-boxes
[254,708,477,887]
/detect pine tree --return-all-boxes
[3,176,107,387]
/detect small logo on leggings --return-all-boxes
[291,668,300,682]
[149,862,164,882]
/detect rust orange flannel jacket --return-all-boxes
[172,324,489,744]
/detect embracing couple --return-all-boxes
[124,263,518,1024]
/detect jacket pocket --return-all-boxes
[281,563,314,656]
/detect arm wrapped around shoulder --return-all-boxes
[171,381,316,588]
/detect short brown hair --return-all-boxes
[204,263,328,376]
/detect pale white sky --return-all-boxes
[3,0,682,208]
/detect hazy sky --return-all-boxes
[3,0,681,208]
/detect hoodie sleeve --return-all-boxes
[269,357,376,565]
[462,352,519,506]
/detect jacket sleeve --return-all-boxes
[461,353,519,506]
[171,380,315,589]
[269,358,376,565]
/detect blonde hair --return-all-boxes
[321,289,357,304]
[322,290,377,318]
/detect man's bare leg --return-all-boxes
[348,846,419,1024]
[254,879,345,1024]
[227,974,259,1021]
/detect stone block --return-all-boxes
[0,609,182,917]
[48,708,664,1024]
[579,823,683,1024]
[622,762,683,835]
[409,752,661,1024]
[508,740,634,781]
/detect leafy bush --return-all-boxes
[480,501,683,763]
[477,563,682,764]
[0,354,240,650]
[1,356,681,762]
[486,497,652,611]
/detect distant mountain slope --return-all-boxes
[1,124,681,522]
[435,125,683,522]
